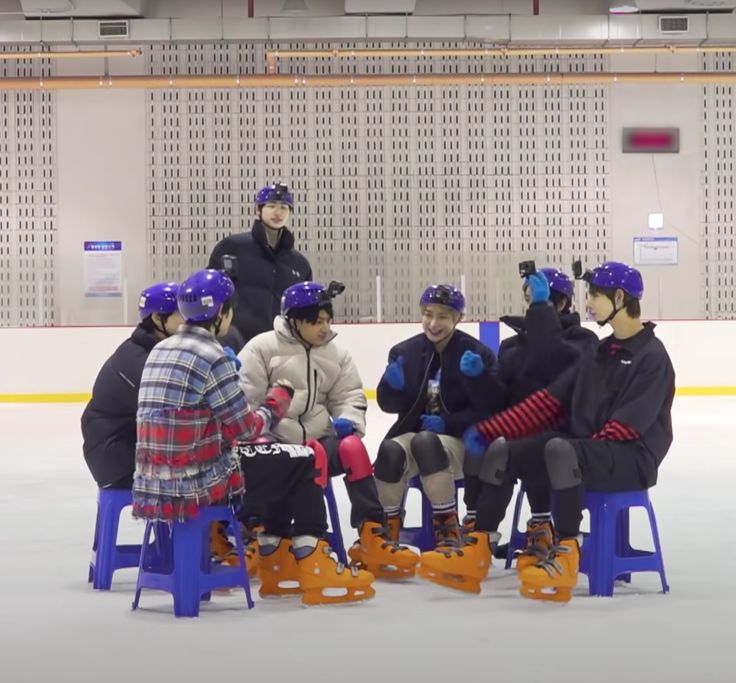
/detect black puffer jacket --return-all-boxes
[499,303,599,405]
[81,325,158,488]
[377,329,507,440]
[208,220,312,351]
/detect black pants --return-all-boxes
[475,433,648,538]
[236,443,327,538]
[263,436,384,536]
[464,452,552,517]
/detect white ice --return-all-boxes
[0,397,731,683]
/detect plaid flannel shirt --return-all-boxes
[133,324,275,521]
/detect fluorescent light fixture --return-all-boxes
[648,213,664,230]
[609,3,639,12]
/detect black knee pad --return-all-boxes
[373,439,406,483]
[478,437,510,486]
[410,431,449,476]
[544,437,583,490]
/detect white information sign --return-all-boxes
[84,241,123,297]
[633,236,678,266]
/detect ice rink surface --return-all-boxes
[0,396,730,683]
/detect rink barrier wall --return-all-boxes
[0,320,731,402]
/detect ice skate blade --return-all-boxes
[416,564,481,594]
[300,585,375,606]
[519,583,572,603]
[259,579,302,598]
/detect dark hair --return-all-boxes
[287,302,333,324]
[140,312,172,334]
[549,290,572,315]
[588,285,640,317]
[189,297,235,330]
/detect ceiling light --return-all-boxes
[609,3,639,12]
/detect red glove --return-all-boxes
[263,381,294,421]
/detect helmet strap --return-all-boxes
[597,291,622,327]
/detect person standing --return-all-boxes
[208,182,312,353]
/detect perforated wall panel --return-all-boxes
[0,51,55,327]
[145,43,611,322]
[702,53,735,319]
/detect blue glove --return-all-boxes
[223,346,242,371]
[459,350,484,377]
[526,272,550,305]
[332,417,355,440]
[383,356,405,391]
[420,414,445,433]
[463,426,488,458]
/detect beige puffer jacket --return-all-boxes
[238,316,367,444]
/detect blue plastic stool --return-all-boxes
[398,476,465,551]
[132,504,254,617]
[88,488,144,590]
[324,479,348,564]
[580,490,669,597]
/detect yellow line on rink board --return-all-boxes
[0,386,734,403]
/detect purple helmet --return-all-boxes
[586,261,644,300]
[138,282,179,321]
[539,268,574,300]
[281,281,333,317]
[420,284,465,313]
[256,182,294,208]
[177,269,235,323]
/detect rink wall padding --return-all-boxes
[0,320,733,401]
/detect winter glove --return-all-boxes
[263,380,294,422]
[459,350,484,377]
[526,272,550,305]
[332,417,355,440]
[420,414,445,434]
[463,425,489,458]
[383,356,405,391]
[223,346,242,371]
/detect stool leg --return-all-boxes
[172,522,203,618]
[230,513,255,609]
[646,502,670,594]
[616,508,632,584]
[93,498,123,590]
[325,484,348,565]
[132,520,156,611]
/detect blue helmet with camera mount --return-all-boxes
[420,284,465,313]
[281,281,344,317]
[539,268,574,300]
[256,182,294,209]
[586,261,644,300]
[138,282,179,321]
[177,269,235,323]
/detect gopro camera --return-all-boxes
[326,280,346,299]
[518,260,536,279]
[272,183,290,201]
[221,254,239,281]
[572,259,593,283]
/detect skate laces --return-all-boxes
[535,542,573,578]
[519,526,552,561]
[321,542,362,577]
[372,524,410,553]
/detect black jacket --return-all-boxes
[498,304,599,405]
[377,329,507,440]
[208,220,312,350]
[81,325,158,488]
[549,323,675,487]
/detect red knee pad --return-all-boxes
[306,439,329,489]
[338,435,374,483]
